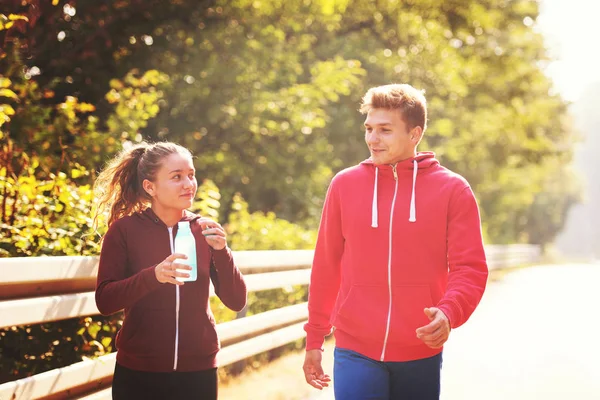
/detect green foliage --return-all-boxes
[0,315,121,385]
[191,179,222,221]
[1,53,106,176]
[2,0,579,245]
[227,193,317,251]
[0,153,100,257]
[246,285,308,317]
[105,69,170,143]
[523,163,584,249]
[0,78,17,129]
[207,187,316,324]
[0,13,28,32]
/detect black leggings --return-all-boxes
[112,362,218,400]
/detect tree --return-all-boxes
[2,0,580,243]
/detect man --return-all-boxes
[302,84,488,399]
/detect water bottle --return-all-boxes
[174,221,197,282]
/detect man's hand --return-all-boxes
[302,349,331,390]
[415,307,451,349]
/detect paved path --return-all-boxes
[311,263,600,400]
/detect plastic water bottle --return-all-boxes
[174,221,197,282]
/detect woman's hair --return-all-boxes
[360,83,428,132]
[93,141,192,229]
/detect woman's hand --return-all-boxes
[198,217,227,250]
[154,253,191,285]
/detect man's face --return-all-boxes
[364,108,418,165]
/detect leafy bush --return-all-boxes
[0,155,100,257]
[227,192,317,252]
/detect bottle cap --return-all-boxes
[177,221,191,231]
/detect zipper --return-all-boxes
[380,164,398,361]
[168,226,181,370]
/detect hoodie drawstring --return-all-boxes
[371,167,379,228]
[409,160,417,222]
[371,160,418,228]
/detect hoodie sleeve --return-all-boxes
[304,177,343,351]
[95,222,163,315]
[437,185,488,329]
[211,246,247,312]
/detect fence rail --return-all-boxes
[0,245,541,400]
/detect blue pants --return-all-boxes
[333,347,443,400]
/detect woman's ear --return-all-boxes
[142,179,155,197]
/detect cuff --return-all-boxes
[211,246,233,267]
[304,324,325,351]
[437,299,462,329]
[142,265,162,290]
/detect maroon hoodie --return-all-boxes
[95,208,247,372]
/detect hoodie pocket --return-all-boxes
[333,284,388,341]
[179,309,220,358]
[115,307,141,350]
[117,307,175,356]
[388,285,434,346]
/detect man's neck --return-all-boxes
[388,150,418,165]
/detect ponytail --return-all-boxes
[93,143,149,230]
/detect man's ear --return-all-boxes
[142,179,155,197]
[410,126,423,142]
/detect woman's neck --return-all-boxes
[151,204,185,228]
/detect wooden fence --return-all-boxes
[0,245,541,399]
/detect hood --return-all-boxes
[360,152,439,227]
[359,151,439,170]
[141,208,201,227]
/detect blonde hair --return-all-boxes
[93,141,192,228]
[360,84,428,132]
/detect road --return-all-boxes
[311,263,600,400]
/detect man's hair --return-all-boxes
[360,84,427,132]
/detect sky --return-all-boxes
[536,0,600,102]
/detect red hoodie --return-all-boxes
[96,208,247,372]
[304,152,488,362]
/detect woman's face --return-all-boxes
[143,152,197,211]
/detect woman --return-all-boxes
[93,141,247,399]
